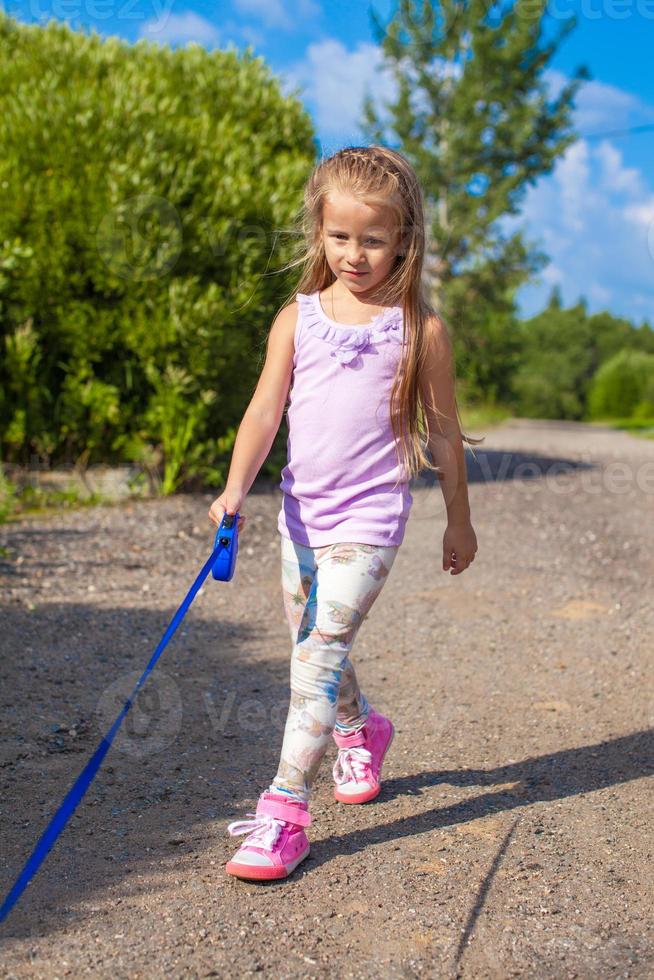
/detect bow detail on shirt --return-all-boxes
[329,319,402,364]
[296,292,405,366]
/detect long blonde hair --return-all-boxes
[274,144,484,484]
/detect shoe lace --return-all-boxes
[332,746,372,785]
[227,813,284,849]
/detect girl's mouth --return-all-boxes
[344,270,367,276]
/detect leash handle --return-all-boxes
[211,510,239,581]
[0,535,234,924]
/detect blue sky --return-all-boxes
[5,0,654,324]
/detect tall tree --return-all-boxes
[361,0,590,398]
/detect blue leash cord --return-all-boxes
[0,516,238,925]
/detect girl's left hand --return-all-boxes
[443,521,478,575]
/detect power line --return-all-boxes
[581,122,654,141]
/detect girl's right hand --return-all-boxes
[208,491,247,534]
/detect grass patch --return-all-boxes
[588,416,654,440]
[457,402,514,433]
[0,480,116,524]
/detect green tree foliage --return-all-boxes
[0,14,316,489]
[512,298,593,419]
[510,290,654,420]
[361,0,590,398]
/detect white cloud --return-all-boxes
[623,198,654,229]
[587,281,612,304]
[544,68,654,136]
[281,38,397,142]
[234,0,320,31]
[488,70,654,320]
[139,11,220,47]
[511,134,654,321]
[555,141,595,233]
[595,141,643,195]
[540,263,564,286]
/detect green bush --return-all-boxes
[587,349,654,420]
[0,462,18,522]
[0,14,316,489]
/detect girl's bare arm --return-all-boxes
[208,302,297,528]
[418,314,472,525]
[224,303,297,496]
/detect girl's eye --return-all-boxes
[333,235,383,245]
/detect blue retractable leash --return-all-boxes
[0,511,239,924]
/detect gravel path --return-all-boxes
[1,418,653,979]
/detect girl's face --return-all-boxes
[320,191,402,299]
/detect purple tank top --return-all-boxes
[277,290,413,547]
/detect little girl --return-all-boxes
[208,145,481,881]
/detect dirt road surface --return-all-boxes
[1,419,653,978]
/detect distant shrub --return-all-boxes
[587,349,654,420]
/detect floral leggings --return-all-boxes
[268,534,400,804]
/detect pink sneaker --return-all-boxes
[225,791,311,881]
[332,707,395,804]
